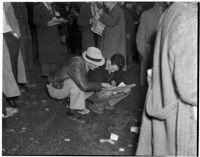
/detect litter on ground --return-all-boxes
[128,144,133,147]
[119,148,125,152]
[110,133,118,141]
[64,138,71,142]
[100,139,115,145]
[130,126,139,133]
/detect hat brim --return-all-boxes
[82,51,105,66]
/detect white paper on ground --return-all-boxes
[130,127,139,133]
[110,133,118,141]
[100,139,115,145]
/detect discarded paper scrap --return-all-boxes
[100,139,115,145]
[130,127,139,133]
[119,148,125,152]
[110,133,118,141]
[64,138,71,142]
[45,108,49,111]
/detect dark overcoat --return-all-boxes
[77,3,96,51]
[33,3,66,64]
[12,2,33,70]
[99,4,126,60]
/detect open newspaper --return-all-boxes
[107,82,136,93]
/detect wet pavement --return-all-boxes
[2,58,147,155]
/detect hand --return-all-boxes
[55,11,60,17]
[12,32,19,39]
[47,17,60,26]
[126,34,130,40]
[111,80,116,87]
[101,83,113,89]
[97,8,103,16]
[47,17,66,26]
[90,18,96,25]
[122,88,131,94]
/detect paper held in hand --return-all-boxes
[90,20,105,36]
[108,82,136,93]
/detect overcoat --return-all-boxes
[136,3,197,156]
[136,4,163,85]
[99,4,126,60]
[77,3,96,51]
[33,3,66,64]
[12,2,33,71]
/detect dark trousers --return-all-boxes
[3,32,19,81]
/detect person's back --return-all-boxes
[136,2,165,86]
[136,3,197,156]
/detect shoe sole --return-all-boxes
[68,116,85,124]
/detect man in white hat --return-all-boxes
[47,47,112,116]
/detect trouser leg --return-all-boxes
[50,63,59,74]
[70,83,86,110]
[41,63,50,76]
[2,93,7,115]
[3,32,19,81]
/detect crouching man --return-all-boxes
[88,53,131,114]
[47,47,112,116]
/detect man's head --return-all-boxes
[125,2,133,9]
[82,47,105,71]
[104,2,117,10]
[105,54,125,73]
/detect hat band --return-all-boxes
[86,54,102,62]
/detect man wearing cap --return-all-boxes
[47,47,112,115]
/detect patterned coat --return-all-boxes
[136,3,197,156]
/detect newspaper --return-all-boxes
[107,83,136,93]
[90,20,105,36]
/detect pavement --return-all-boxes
[2,56,147,155]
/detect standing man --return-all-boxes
[12,2,33,71]
[77,2,97,51]
[33,2,67,77]
[136,2,166,86]
[136,3,197,156]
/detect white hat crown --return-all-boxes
[82,47,105,66]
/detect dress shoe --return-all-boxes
[7,99,18,108]
[18,85,27,94]
[66,108,85,123]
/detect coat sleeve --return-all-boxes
[136,12,147,57]
[4,3,21,37]
[33,4,48,29]
[170,17,197,106]
[77,5,90,28]
[99,7,121,27]
[68,61,102,92]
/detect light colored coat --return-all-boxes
[136,3,197,156]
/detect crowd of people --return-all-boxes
[3,2,197,156]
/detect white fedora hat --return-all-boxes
[82,47,105,66]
